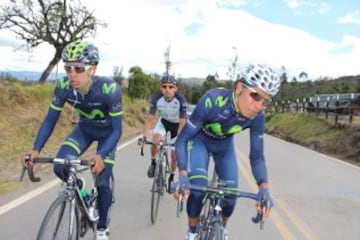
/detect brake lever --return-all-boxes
[19,154,41,182]
[252,198,267,229]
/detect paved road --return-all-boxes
[1,132,359,239]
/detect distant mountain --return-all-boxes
[0,70,206,86]
[0,70,66,81]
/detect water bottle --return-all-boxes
[79,179,91,208]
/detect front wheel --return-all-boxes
[150,164,161,224]
[37,193,79,240]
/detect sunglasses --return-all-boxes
[243,84,272,106]
[64,65,91,74]
[161,84,176,89]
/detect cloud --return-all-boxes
[0,0,359,81]
[338,11,360,24]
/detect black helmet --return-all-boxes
[160,74,177,85]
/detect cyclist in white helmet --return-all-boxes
[173,64,281,240]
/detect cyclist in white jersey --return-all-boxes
[141,74,187,191]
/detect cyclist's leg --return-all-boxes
[167,124,179,190]
[95,144,116,231]
[212,137,238,225]
[53,125,91,181]
[186,137,210,233]
[147,119,165,178]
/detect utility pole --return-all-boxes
[227,46,238,81]
[164,45,172,75]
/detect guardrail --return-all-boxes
[268,97,360,127]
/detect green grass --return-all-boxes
[267,113,360,163]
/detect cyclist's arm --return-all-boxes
[97,85,123,158]
[177,93,188,134]
[248,112,268,186]
[33,84,66,152]
[143,114,155,138]
[175,94,210,174]
[142,94,159,138]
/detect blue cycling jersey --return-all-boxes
[176,87,268,185]
[33,76,123,159]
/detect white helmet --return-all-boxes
[239,64,280,96]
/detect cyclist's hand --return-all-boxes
[256,188,274,218]
[137,136,146,146]
[91,154,105,175]
[172,175,190,201]
[21,150,39,168]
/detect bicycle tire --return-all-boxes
[163,153,171,193]
[106,172,115,228]
[150,163,161,224]
[37,192,79,240]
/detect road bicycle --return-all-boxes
[138,135,174,224]
[20,156,115,240]
[176,172,267,240]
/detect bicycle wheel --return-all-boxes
[214,221,225,240]
[150,163,161,224]
[197,198,209,239]
[106,173,115,231]
[37,192,79,240]
[163,153,171,193]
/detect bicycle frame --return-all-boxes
[20,157,108,239]
[139,135,174,224]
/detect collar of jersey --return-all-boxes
[232,91,240,113]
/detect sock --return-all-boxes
[189,226,197,233]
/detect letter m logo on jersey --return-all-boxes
[58,78,70,89]
[102,83,117,95]
[215,96,228,107]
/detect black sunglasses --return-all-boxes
[243,84,272,106]
[161,84,176,89]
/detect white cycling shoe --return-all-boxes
[184,232,198,240]
[96,228,109,240]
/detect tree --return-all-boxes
[279,65,288,84]
[113,66,125,86]
[0,0,107,83]
[127,66,150,99]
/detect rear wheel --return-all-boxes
[37,193,79,240]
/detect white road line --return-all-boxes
[0,135,140,216]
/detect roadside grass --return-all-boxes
[266,113,360,164]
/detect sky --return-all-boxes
[0,0,359,81]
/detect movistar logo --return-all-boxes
[205,97,212,108]
[58,78,70,89]
[205,123,243,136]
[76,108,105,120]
[215,96,228,107]
[102,83,116,95]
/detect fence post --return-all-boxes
[325,101,329,119]
[349,93,354,124]
[316,101,320,116]
[334,100,339,126]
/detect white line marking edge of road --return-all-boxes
[0,135,141,216]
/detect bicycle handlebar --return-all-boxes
[20,155,93,182]
[176,183,267,229]
[138,138,175,156]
